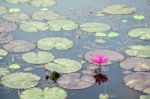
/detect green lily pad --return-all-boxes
[9,64,20,69]
[32,10,60,21]
[19,21,49,32]
[128,28,150,40]
[0,49,8,59]
[95,32,107,37]
[0,6,8,15]
[47,19,78,31]
[20,87,67,99]
[8,8,21,13]
[125,45,150,58]
[30,0,56,7]
[80,22,111,33]
[133,15,145,20]
[143,88,150,94]
[99,93,109,99]
[140,95,150,99]
[0,68,9,77]
[95,32,119,37]
[101,4,136,15]
[107,32,119,37]
[5,0,30,4]
[22,51,54,64]
[45,58,82,73]
[95,39,106,44]
[1,73,40,89]
[37,37,73,50]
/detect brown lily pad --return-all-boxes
[0,33,14,44]
[3,40,36,52]
[0,21,17,33]
[120,57,150,71]
[57,73,95,89]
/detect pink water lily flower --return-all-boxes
[92,54,108,65]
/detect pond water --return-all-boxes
[0,0,150,99]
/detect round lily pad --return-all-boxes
[47,19,78,31]
[9,64,20,69]
[1,73,40,89]
[95,39,106,44]
[37,37,73,50]
[133,15,145,20]
[124,72,150,93]
[95,32,119,37]
[107,32,119,37]
[99,93,109,99]
[0,21,17,33]
[140,95,150,99]
[120,57,150,71]
[128,28,150,40]
[20,87,67,99]
[5,0,30,4]
[45,58,82,73]
[32,10,60,21]
[101,4,136,15]
[125,45,150,58]
[80,22,111,33]
[30,0,56,7]
[19,21,49,32]
[0,6,8,15]
[0,68,9,77]
[22,51,54,64]
[0,49,8,59]
[0,33,14,44]
[84,49,124,65]
[3,40,36,52]
[57,73,95,89]
[8,8,21,13]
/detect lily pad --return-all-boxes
[95,32,119,37]
[140,95,150,99]
[0,21,17,33]
[95,39,106,44]
[45,58,82,73]
[80,22,111,33]
[124,72,150,93]
[0,33,14,44]
[32,10,60,21]
[133,15,145,20]
[20,87,67,99]
[1,73,40,89]
[19,21,49,32]
[47,19,78,31]
[8,8,21,13]
[3,40,36,52]
[0,6,8,15]
[107,32,119,37]
[120,57,150,71]
[57,73,95,89]
[125,45,150,58]
[37,37,73,50]
[99,93,109,99]
[22,51,54,64]
[0,49,8,59]
[0,68,9,77]
[84,49,124,65]
[5,0,30,4]
[101,4,136,15]
[9,64,20,69]
[30,0,56,7]
[128,28,150,40]
[95,32,107,37]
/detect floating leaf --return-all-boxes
[0,6,8,15]
[0,33,14,44]
[3,40,36,52]
[9,64,20,69]
[0,68,9,77]
[57,73,95,89]
[95,32,119,37]
[101,4,136,15]
[120,57,150,71]
[143,88,150,94]
[8,8,21,13]
[124,72,150,93]
[30,0,56,7]
[32,10,60,21]
[37,37,73,50]
[99,93,109,99]
[107,32,119,37]
[5,0,30,4]
[128,28,150,40]
[84,50,124,65]
[125,45,150,58]
[133,15,145,20]
[20,87,67,99]
[22,51,54,64]
[95,39,106,44]
[19,21,49,32]
[140,95,150,99]
[0,49,8,59]
[45,58,82,73]
[1,73,40,89]
[0,21,17,33]
[80,22,111,33]
[47,19,78,31]
[95,32,107,37]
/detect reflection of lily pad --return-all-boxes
[120,57,150,71]
[0,49,8,59]
[80,22,111,33]
[19,21,49,32]
[32,10,60,21]
[0,33,14,44]
[84,50,124,65]
[128,28,150,40]
[30,0,56,7]
[45,58,82,73]
[47,19,78,31]
[0,68,9,77]
[140,95,150,99]
[0,6,8,15]
[20,87,67,99]
[9,64,20,69]
[57,73,95,89]
[8,8,21,13]
[125,45,150,58]
[5,0,30,4]
[101,4,136,15]
[37,37,73,50]
[124,72,150,93]
[22,51,54,64]
[1,73,40,89]
[0,21,17,33]
[3,40,36,52]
